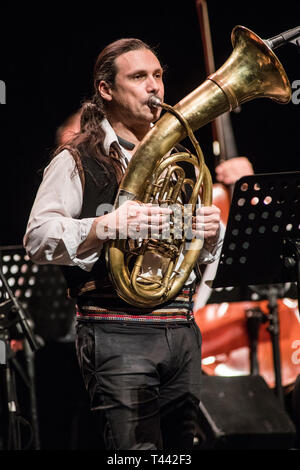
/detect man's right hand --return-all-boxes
[96,200,173,241]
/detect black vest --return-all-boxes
[61,155,119,297]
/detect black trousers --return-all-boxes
[75,320,202,450]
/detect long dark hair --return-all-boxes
[54,38,158,186]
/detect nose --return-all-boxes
[146,75,160,95]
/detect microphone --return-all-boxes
[265,26,300,50]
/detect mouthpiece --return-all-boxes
[148,95,162,108]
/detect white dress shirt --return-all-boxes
[24,118,223,283]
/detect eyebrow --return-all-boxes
[127,67,163,78]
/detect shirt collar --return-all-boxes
[100,117,154,158]
[101,118,120,155]
[100,118,135,165]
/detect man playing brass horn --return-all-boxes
[24,38,221,450]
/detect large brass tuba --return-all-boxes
[105,26,291,308]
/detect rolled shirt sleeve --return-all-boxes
[23,150,102,271]
[198,221,225,264]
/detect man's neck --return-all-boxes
[108,118,151,152]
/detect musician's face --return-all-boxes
[100,48,164,128]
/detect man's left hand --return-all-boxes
[192,204,221,249]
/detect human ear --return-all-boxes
[98,80,113,102]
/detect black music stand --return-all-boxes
[0,246,76,342]
[209,171,300,405]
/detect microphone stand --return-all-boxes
[0,263,41,450]
[264,26,300,52]
[248,284,287,405]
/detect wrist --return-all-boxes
[95,214,114,241]
[204,238,219,248]
[204,227,220,250]
[76,217,106,256]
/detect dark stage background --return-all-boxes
[0,0,299,451]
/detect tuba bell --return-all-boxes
[105,25,291,308]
